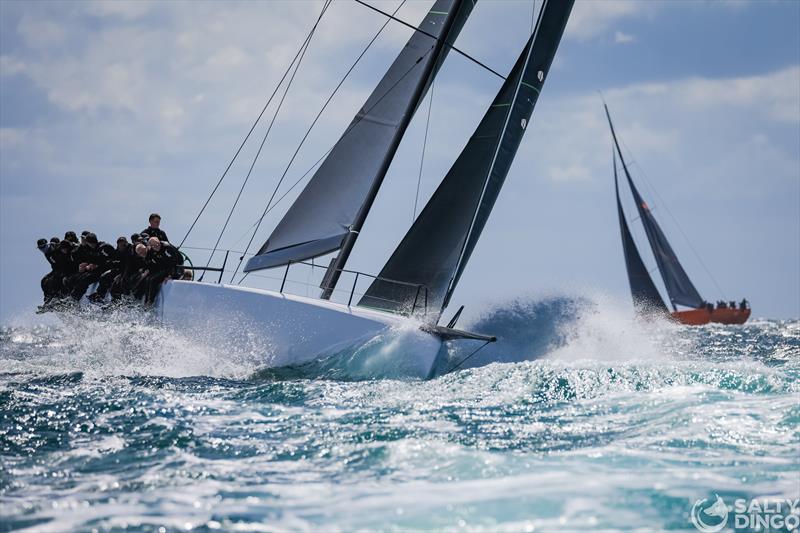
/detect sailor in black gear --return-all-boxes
[140,213,169,243]
[88,237,129,302]
[37,239,58,305]
[135,237,181,304]
[37,239,79,311]
[111,242,148,301]
[69,233,115,301]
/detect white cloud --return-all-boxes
[206,46,249,69]
[17,14,66,49]
[0,55,26,76]
[566,0,650,41]
[614,30,635,44]
[83,0,154,20]
[0,128,26,147]
[679,67,800,123]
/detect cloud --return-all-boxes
[679,66,800,123]
[511,65,800,198]
[206,46,249,69]
[566,0,651,41]
[0,55,26,76]
[614,31,636,44]
[16,14,66,49]
[82,0,154,20]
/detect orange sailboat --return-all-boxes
[605,104,750,326]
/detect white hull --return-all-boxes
[156,280,444,379]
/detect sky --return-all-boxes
[1,0,798,323]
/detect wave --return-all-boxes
[1,293,797,382]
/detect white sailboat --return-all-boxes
[159,0,574,378]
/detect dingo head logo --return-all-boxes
[691,494,728,532]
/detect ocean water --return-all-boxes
[1,296,798,532]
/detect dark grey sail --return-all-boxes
[360,0,574,318]
[244,0,475,273]
[614,151,669,314]
[604,104,704,310]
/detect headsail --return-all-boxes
[614,151,669,314]
[244,0,475,273]
[360,0,574,318]
[604,104,704,309]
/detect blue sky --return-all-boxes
[1,0,798,322]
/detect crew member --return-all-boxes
[88,237,129,302]
[69,233,114,301]
[136,237,181,304]
[37,238,58,306]
[140,213,169,243]
[111,243,148,301]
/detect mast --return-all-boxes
[360,0,574,319]
[604,104,704,310]
[242,1,475,290]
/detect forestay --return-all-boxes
[244,0,475,272]
[359,0,574,318]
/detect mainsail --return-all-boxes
[360,0,574,318]
[614,151,669,314]
[604,104,704,309]
[244,0,475,273]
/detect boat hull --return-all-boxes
[671,309,711,325]
[709,308,751,325]
[670,308,751,325]
[156,280,444,379]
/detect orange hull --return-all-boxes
[670,308,751,325]
[671,309,711,325]
[709,308,751,325]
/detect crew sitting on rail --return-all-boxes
[36,214,184,311]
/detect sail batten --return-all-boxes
[244,0,475,274]
[359,0,574,319]
[604,104,704,309]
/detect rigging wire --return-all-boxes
[231,0,418,283]
[353,0,507,81]
[413,79,435,221]
[179,0,332,249]
[200,0,334,279]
